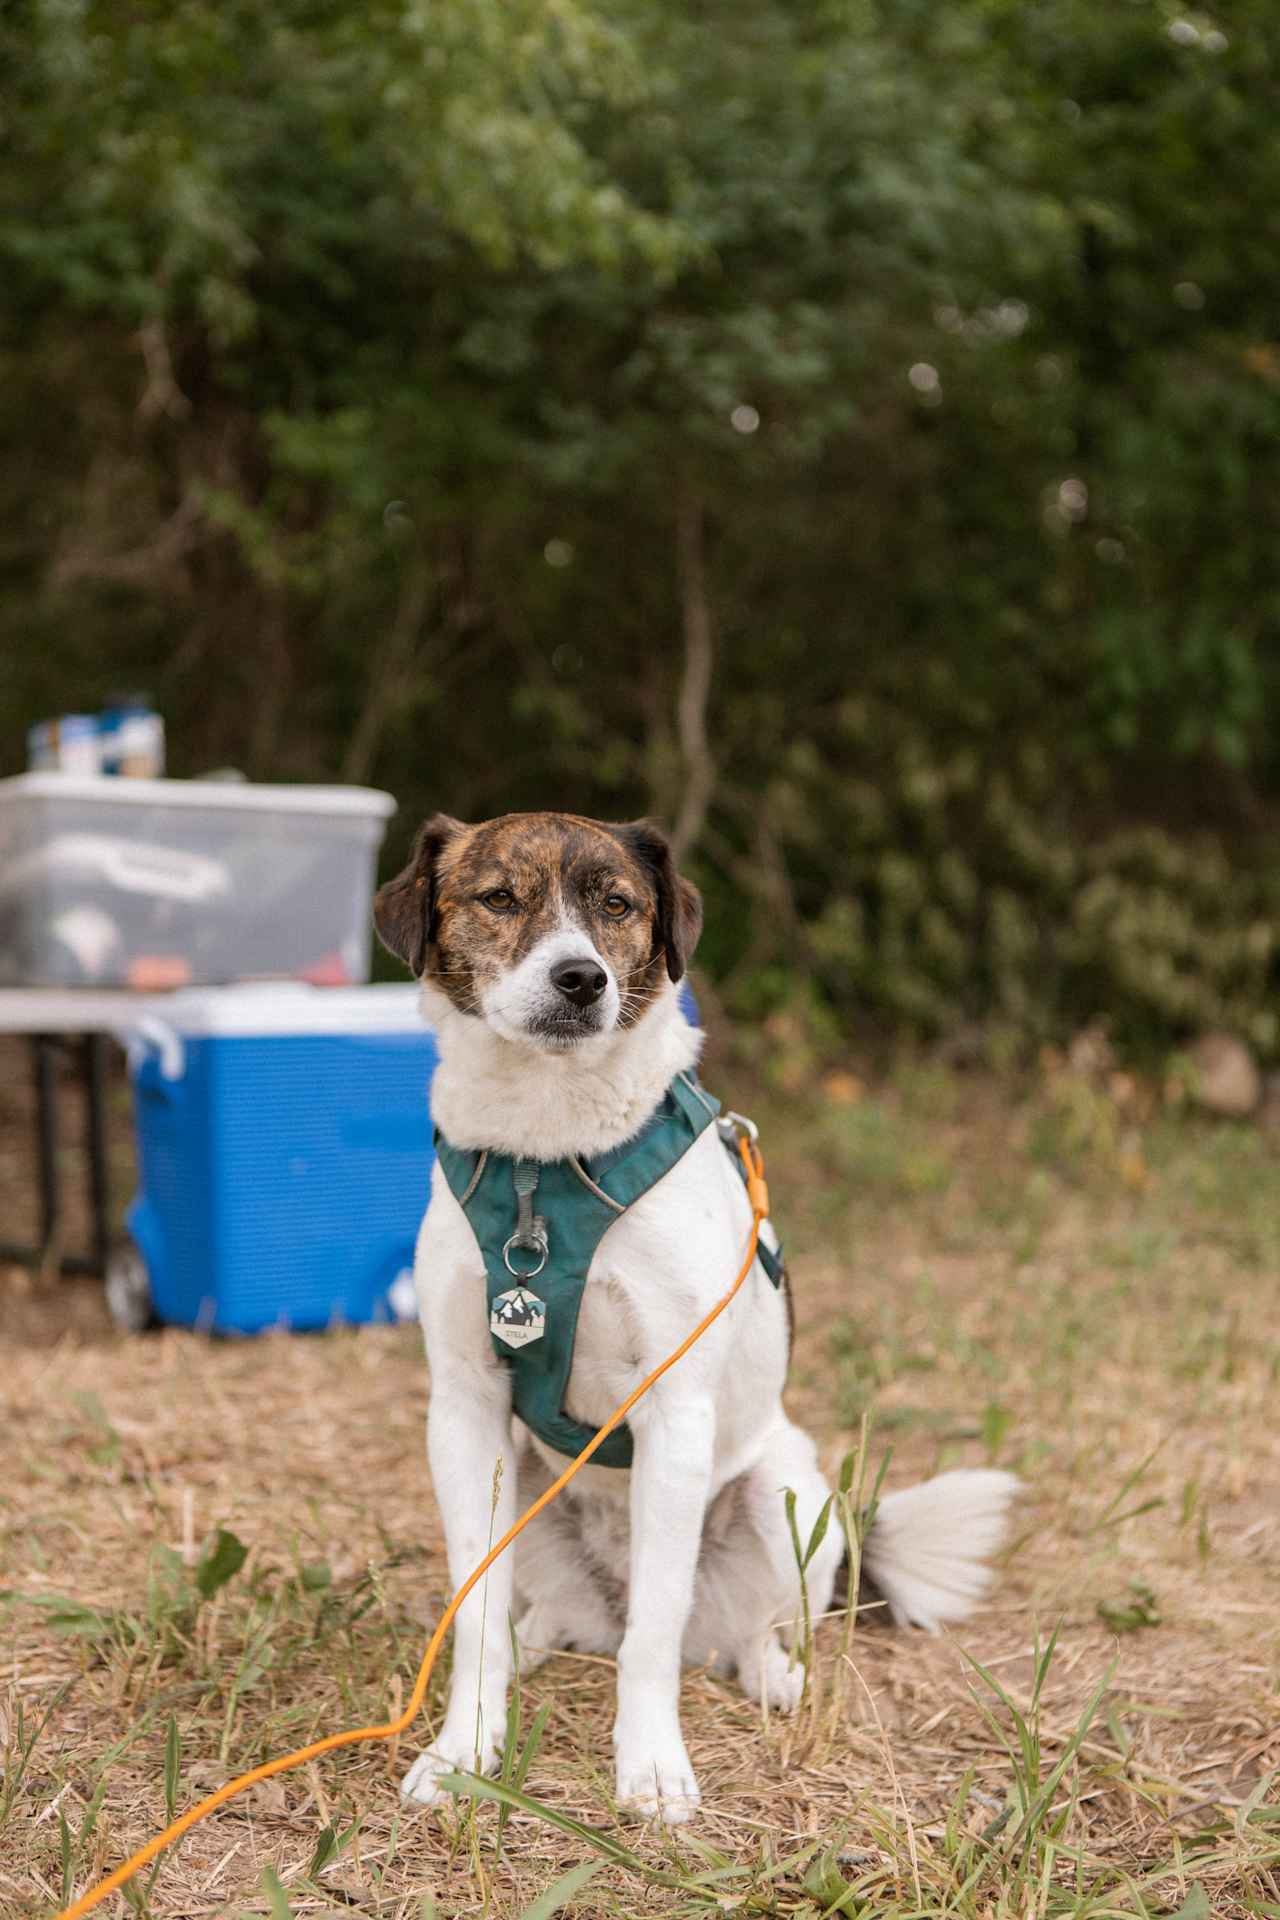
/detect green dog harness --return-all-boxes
[433,1074,784,1469]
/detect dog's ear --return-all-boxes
[373,813,464,977]
[613,819,703,983]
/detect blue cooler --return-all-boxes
[121,985,437,1333]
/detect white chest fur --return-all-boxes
[422,978,703,1162]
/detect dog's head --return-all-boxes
[374,811,701,1051]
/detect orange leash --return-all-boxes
[57,1136,769,1919]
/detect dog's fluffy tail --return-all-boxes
[859,1469,1020,1633]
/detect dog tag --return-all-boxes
[490,1286,547,1349]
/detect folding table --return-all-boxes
[0,990,167,1276]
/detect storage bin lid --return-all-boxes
[0,773,397,818]
[132,983,427,1037]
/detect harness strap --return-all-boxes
[504,1159,549,1279]
[433,1075,784,1468]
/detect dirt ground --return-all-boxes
[2,1034,1277,1918]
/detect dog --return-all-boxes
[375,809,1018,1823]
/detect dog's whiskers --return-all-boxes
[616,953,666,983]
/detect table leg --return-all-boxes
[86,1032,111,1275]
[34,1033,60,1254]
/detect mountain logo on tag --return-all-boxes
[490,1286,547,1349]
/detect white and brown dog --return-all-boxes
[375,810,1017,1823]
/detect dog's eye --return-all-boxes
[479,888,517,912]
[602,894,631,919]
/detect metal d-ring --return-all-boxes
[718,1108,759,1145]
[503,1223,549,1280]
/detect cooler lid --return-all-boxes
[134,983,427,1038]
[0,773,397,819]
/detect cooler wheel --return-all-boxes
[105,1237,157,1333]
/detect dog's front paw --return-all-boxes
[401,1735,499,1808]
[615,1743,701,1825]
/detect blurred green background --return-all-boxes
[4,0,1279,1059]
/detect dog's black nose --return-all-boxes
[550,957,608,1007]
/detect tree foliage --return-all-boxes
[3,0,1279,1054]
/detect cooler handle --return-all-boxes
[125,1016,185,1082]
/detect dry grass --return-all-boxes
[2,1042,1278,1917]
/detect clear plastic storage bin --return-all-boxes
[0,774,395,987]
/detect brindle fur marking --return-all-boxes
[374,812,702,1026]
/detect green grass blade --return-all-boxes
[195,1526,249,1600]
[516,1859,602,1918]
[1010,1661,1115,1850]
[1093,1444,1165,1533]
[163,1713,180,1822]
[1030,1620,1062,1711]
[501,1614,523,1782]
[0,1678,73,1827]
[784,1487,801,1567]
[437,1771,744,1895]
[308,1825,339,1876]
[802,1494,834,1570]
[59,1807,72,1903]
[261,1863,295,1919]
[860,1446,892,1540]
[514,1699,553,1791]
